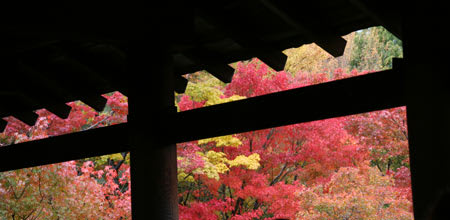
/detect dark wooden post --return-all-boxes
[404,3,450,219]
[127,38,179,219]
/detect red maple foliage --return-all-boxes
[0,58,413,219]
[177,60,413,219]
[0,91,131,219]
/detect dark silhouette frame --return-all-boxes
[0,2,449,220]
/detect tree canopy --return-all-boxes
[176,61,412,219]
[0,26,410,220]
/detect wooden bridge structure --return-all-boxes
[0,1,449,219]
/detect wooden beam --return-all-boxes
[174,75,189,93]
[60,42,128,92]
[402,4,450,218]
[257,51,287,71]
[0,91,40,121]
[0,68,405,173]
[81,95,108,112]
[205,64,235,83]
[126,36,179,219]
[0,123,129,173]
[44,103,73,119]
[11,111,39,127]
[0,51,118,120]
[173,68,405,143]
[348,0,402,39]
[260,0,347,57]
[0,119,7,132]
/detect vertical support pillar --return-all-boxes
[127,39,178,219]
[404,3,450,219]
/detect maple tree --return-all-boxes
[0,91,131,219]
[0,91,128,146]
[0,160,131,219]
[176,58,412,219]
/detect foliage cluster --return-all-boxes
[0,92,131,219]
[176,61,412,219]
[283,26,403,76]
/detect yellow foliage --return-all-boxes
[103,153,128,163]
[228,153,261,170]
[184,71,226,87]
[194,151,229,180]
[184,81,246,106]
[178,172,195,182]
[109,153,126,161]
[191,151,261,180]
[178,71,246,110]
[283,43,332,75]
[87,153,129,168]
[205,94,246,106]
[204,151,228,166]
[198,135,242,147]
[185,82,224,103]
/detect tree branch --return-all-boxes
[253,199,260,210]
[7,180,19,200]
[387,158,392,175]
[113,152,129,171]
[376,162,383,174]
[270,163,288,186]
[24,208,37,220]
[30,206,44,220]
[182,182,194,205]
[232,197,244,216]
[279,168,295,183]
[262,128,275,149]
[17,181,30,200]
[83,115,111,131]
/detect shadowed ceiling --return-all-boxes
[0,0,403,130]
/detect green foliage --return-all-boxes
[349,26,403,71]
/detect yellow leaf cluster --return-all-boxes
[283,43,332,75]
[184,81,246,106]
[184,151,261,181]
[85,153,130,168]
[178,71,246,108]
[205,94,246,106]
[185,82,224,103]
[194,151,229,180]
[198,135,242,147]
[178,172,195,182]
[228,153,261,170]
[184,71,226,87]
[204,151,230,174]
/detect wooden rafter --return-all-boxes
[0,66,405,172]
